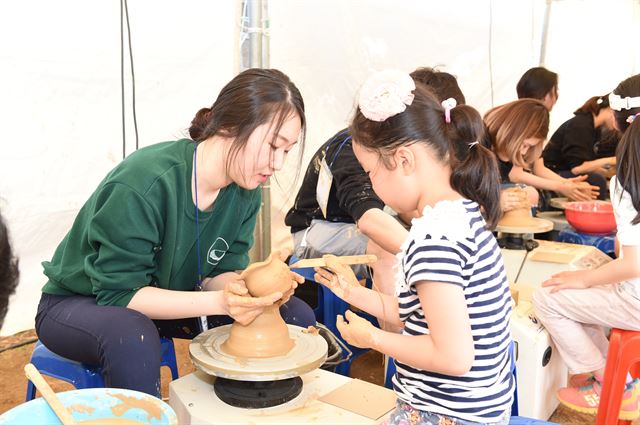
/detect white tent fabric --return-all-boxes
[1,0,638,336]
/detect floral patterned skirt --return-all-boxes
[382,400,510,425]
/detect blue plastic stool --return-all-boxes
[556,228,616,257]
[289,255,379,376]
[26,337,179,401]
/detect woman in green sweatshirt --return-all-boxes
[35,68,311,396]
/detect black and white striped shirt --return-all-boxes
[393,199,514,423]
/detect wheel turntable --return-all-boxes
[189,324,328,408]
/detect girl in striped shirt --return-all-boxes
[315,70,514,424]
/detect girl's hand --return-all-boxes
[223,281,283,325]
[336,310,377,349]
[559,178,599,201]
[542,270,591,293]
[313,254,360,299]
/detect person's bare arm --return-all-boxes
[531,158,564,181]
[543,245,640,292]
[127,283,284,325]
[357,208,408,254]
[571,157,616,175]
[509,165,598,201]
[335,281,474,376]
[314,255,403,328]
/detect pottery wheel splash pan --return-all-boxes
[189,324,328,381]
[495,216,554,234]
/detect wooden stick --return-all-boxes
[289,254,377,269]
[24,363,77,425]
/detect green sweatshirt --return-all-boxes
[42,139,261,307]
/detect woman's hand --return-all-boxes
[542,270,591,293]
[273,249,304,305]
[500,188,528,212]
[223,281,283,325]
[313,254,360,299]
[201,272,243,291]
[558,177,599,201]
[336,310,377,349]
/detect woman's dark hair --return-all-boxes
[575,95,610,116]
[188,68,306,175]
[616,118,640,224]
[516,67,558,100]
[410,67,466,105]
[350,83,502,228]
[0,211,19,330]
[611,74,640,132]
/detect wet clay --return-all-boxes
[222,252,295,358]
[110,392,161,421]
[302,326,319,335]
[498,187,541,228]
[68,404,96,414]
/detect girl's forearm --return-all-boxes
[342,285,403,328]
[572,157,614,175]
[510,168,562,191]
[532,158,564,181]
[584,255,640,288]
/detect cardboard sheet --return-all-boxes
[318,378,397,420]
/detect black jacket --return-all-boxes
[543,113,599,172]
[285,129,384,233]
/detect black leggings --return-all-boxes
[35,293,315,396]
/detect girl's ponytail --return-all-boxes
[446,105,502,229]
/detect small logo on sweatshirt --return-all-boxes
[207,237,229,265]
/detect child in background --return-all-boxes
[314,70,514,424]
[533,74,640,419]
[483,99,598,208]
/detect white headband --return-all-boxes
[609,92,640,111]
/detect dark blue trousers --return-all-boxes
[35,293,315,396]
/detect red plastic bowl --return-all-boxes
[564,201,617,235]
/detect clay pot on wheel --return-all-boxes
[222,252,295,358]
[497,187,554,234]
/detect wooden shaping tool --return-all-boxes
[288,254,377,269]
[24,363,77,425]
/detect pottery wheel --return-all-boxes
[495,217,554,234]
[549,197,569,209]
[189,324,328,381]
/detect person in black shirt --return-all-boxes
[516,67,559,111]
[543,95,618,199]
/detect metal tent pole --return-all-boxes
[539,0,552,66]
[241,0,271,262]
